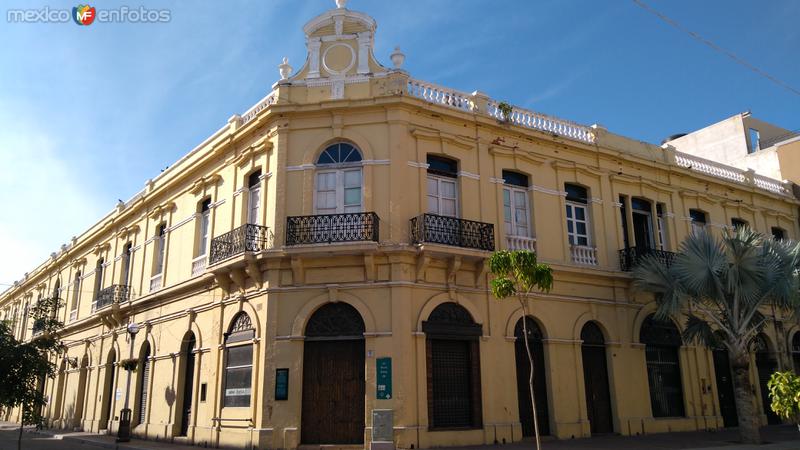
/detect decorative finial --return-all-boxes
[336,0,347,8]
[279,57,292,80]
[390,46,405,69]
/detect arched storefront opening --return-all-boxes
[301,303,365,444]
[178,332,197,436]
[754,334,780,424]
[581,321,613,434]
[640,315,685,418]
[424,302,483,430]
[99,349,117,430]
[514,316,548,436]
[74,355,90,429]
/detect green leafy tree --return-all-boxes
[768,371,800,430]
[489,250,553,450]
[631,228,800,444]
[0,295,64,450]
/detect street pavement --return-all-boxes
[1,422,799,450]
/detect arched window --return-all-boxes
[315,142,363,214]
[136,341,151,426]
[153,223,167,276]
[247,170,262,225]
[52,279,61,300]
[223,312,255,407]
[93,258,105,300]
[640,315,684,418]
[70,271,81,322]
[423,302,482,429]
[502,170,531,241]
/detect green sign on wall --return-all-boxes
[376,357,392,400]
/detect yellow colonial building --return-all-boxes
[2,2,799,449]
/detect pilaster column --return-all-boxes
[357,32,371,74]
[307,37,321,78]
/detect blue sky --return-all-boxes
[0,0,798,287]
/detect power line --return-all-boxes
[632,0,800,97]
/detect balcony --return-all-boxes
[619,246,677,272]
[570,244,598,266]
[94,284,131,310]
[506,235,537,252]
[209,224,272,265]
[410,213,495,251]
[286,212,379,246]
[191,256,207,276]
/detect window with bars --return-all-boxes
[640,315,685,418]
[224,312,255,407]
[565,184,590,246]
[423,302,482,429]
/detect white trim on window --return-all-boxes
[427,174,458,217]
[314,167,363,214]
[503,185,531,238]
[566,201,591,246]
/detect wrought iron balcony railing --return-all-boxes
[209,224,271,265]
[94,284,131,310]
[619,246,677,272]
[286,212,380,245]
[410,213,495,251]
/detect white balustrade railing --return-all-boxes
[487,100,595,144]
[240,90,278,126]
[570,245,598,266]
[407,79,473,112]
[673,151,747,184]
[191,256,207,277]
[506,235,537,252]
[753,174,791,196]
[149,274,163,293]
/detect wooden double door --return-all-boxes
[301,339,365,444]
[301,302,367,445]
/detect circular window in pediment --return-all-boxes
[322,42,356,76]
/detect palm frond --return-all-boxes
[672,230,727,302]
[631,254,686,318]
[682,314,716,347]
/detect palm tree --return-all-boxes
[489,250,553,450]
[632,227,800,444]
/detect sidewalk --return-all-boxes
[2,422,800,450]
[0,422,199,450]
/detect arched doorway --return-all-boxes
[53,360,67,421]
[754,334,780,424]
[178,333,196,436]
[301,303,365,444]
[711,334,737,428]
[791,332,800,372]
[74,355,90,430]
[514,316,548,436]
[99,349,117,430]
[135,342,151,428]
[581,322,613,434]
[424,302,483,430]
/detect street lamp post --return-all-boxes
[117,322,139,442]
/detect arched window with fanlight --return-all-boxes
[315,142,363,214]
[223,312,255,407]
[640,315,684,418]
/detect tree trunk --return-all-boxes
[520,300,541,450]
[731,354,761,444]
[18,416,23,450]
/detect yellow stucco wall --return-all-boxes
[2,3,799,450]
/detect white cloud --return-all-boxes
[0,122,105,289]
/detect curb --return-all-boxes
[29,428,163,450]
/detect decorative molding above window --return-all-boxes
[148,201,177,219]
[190,174,223,196]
